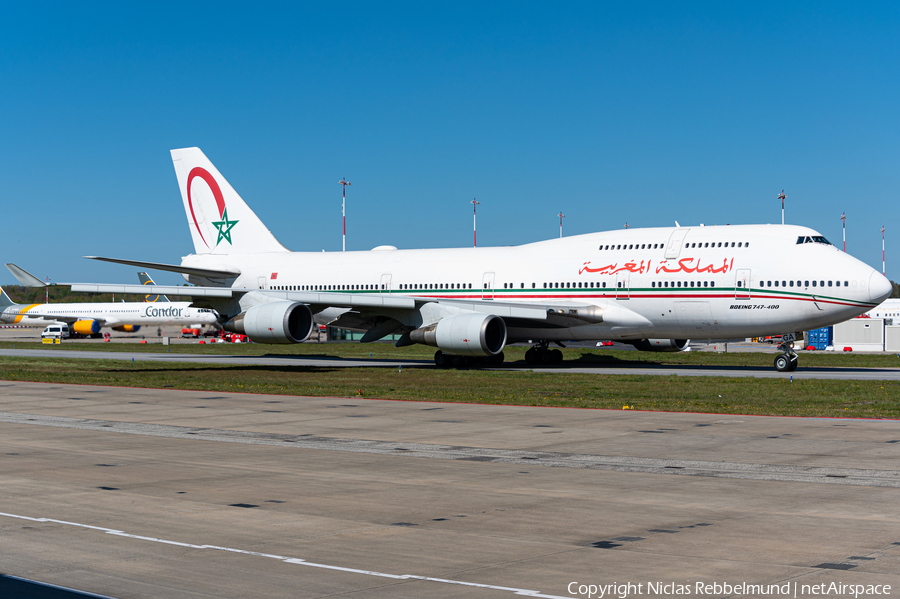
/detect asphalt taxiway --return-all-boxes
[0,381,898,598]
[2,347,900,380]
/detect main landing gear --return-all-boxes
[774,338,799,372]
[524,341,563,365]
[433,350,505,368]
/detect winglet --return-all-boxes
[5,263,48,287]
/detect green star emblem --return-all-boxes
[211,208,239,246]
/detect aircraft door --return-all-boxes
[734,269,751,299]
[615,273,630,299]
[380,274,392,293]
[258,276,267,290]
[482,272,495,299]
[665,228,690,259]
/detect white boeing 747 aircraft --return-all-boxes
[74,148,891,371]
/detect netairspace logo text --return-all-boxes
[567,581,892,599]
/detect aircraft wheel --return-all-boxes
[550,349,563,364]
[539,350,552,365]
[434,350,448,368]
[525,348,537,364]
[788,357,799,371]
[450,354,465,368]
[774,354,791,372]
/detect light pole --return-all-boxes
[471,198,480,247]
[841,212,846,252]
[45,276,50,304]
[882,226,886,276]
[558,212,565,238]
[339,178,351,251]
[777,190,786,225]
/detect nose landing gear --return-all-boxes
[774,336,799,372]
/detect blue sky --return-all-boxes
[1,2,899,285]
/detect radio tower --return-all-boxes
[882,226,886,276]
[471,199,480,247]
[841,212,846,252]
[339,178,351,251]
[777,190,786,225]
[558,212,566,238]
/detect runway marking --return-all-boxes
[0,511,569,598]
[2,412,900,487]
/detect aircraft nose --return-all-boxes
[868,271,893,303]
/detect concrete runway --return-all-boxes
[2,347,900,380]
[0,381,898,598]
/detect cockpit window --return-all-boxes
[796,235,832,245]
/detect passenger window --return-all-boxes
[738,242,742,248]
[844,281,848,286]
[820,281,824,287]
[602,282,606,288]
[828,281,833,287]
[789,281,794,287]
[652,282,656,287]
[745,242,749,248]
[710,282,715,288]
[812,281,816,287]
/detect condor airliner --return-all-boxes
[73,147,891,371]
[1,265,217,335]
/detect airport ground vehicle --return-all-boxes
[41,324,69,339]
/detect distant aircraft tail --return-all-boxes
[170,147,288,256]
[0,286,17,309]
[138,272,170,302]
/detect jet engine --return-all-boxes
[224,301,313,344]
[631,339,690,352]
[112,325,141,333]
[72,320,101,335]
[409,313,507,356]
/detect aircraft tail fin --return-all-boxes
[138,272,170,303]
[0,286,17,309]
[170,148,289,256]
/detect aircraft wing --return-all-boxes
[15,311,111,325]
[84,256,240,279]
[68,284,567,316]
[67,284,648,332]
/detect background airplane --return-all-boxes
[2,264,217,335]
[72,148,891,370]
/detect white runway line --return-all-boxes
[0,511,570,598]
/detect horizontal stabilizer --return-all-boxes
[5,263,48,287]
[84,256,240,279]
[70,284,234,298]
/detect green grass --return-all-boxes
[3,340,900,369]
[0,355,898,418]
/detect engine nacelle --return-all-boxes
[72,320,101,335]
[224,301,313,344]
[409,313,507,356]
[112,325,141,333]
[631,338,690,352]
